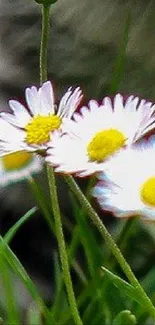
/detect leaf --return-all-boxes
[0,236,53,323]
[101,267,138,303]
[0,255,21,324]
[141,266,155,298]
[4,207,37,244]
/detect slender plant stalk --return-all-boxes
[65,175,155,319]
[40,4,83,324]
[40,4,50,82]
[47,168,83,325]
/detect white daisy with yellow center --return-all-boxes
[46,94,155,176]
[93,138,155,219]
[0,151,42,186]
[0,81,83,155]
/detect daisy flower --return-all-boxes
[0,81,83,155]
[46,94,155,176]
[0,151,42,186]
[93,138,155,219]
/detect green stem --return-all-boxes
[28,177,86,284]
[47,167,83,325]
[40,4,50,83]
[40,4,83,324]
[65,175,155,319]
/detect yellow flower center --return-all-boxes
[25,115,62,145]
[2,151,33,171]
[87,128,126,162]
[140,177,155,207]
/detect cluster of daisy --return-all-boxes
[1,80,155,220]
[0,81,82,186]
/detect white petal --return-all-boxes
[125,96,139,113]
[80,106,90,117]
[1,111,31,128]
[102,96,113,112]
[138,99,152,114]
[25,85,41,115]
[88,100,99,113]
[0,120,25,142]
[7,128,25,143]
[58,87,83,118]
[113,94,124,114]
[9,100,31,121]
[39,81,55,115]
[73,112,83,122]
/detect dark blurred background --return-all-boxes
[0,0,155,314]
[1,0,155,100]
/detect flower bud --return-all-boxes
[34,0,57,5]
[113,310,137,325]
